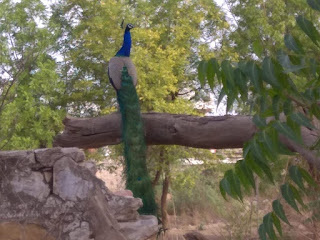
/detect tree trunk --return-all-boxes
[152,148,165,188]
[152,169,162,188]
[161,166,170,231]
[54,113,256,149]
[54,112,320,169]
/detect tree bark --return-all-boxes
[161,168,170,231]
[54,112,320,169]
[54,113,256,149]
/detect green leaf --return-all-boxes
[243,142,251,158]
[290,112,315,129]
[252,138,267,163]
[225,169,243,201]
[307,0,320,12]
[272,121,303,145]
[284,34,304,54]
[246,154,265,178]
[299,167,317,187]
[235,160,256,191]
[290,184,305,208]
[246,61,262,93]
[259,130,278,160]
[226,94,235,112]
[281,183,300,213]
[262,57,282,88]
[252,115,267,128]
[278,142,295,155]
[311,103,320,119]
[296,15,320,46]
[253,40,263,57]
[255,158,274,183]
[235,160,251,191]
[221,60,235,89]
[283,100,293,115]
[271,212,282,236]
[272,95,280,120]
[219,179,228,200]
[198,60,207,86]
[217,87,226,107]
[277,50,305,73]
[289,165,305,191]
[234,68,248,97]
[207,58,219,89]
[272,200,290,225]
[263,213,278,240]
[286,115,302,143]
[258,224,267,240]
[241,160,256,190]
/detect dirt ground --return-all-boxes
[96,169,320,240]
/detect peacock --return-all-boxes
[108,23,157,215]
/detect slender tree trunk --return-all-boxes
[152,149,165,187]
[152,169,162,188]
[161,163,170,231]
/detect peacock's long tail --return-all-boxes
[117,66,157,215]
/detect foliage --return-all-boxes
[0,0,65,149]
[199,0,320,239]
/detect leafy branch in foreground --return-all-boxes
[199,0,320,239]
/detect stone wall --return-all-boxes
[0,148,158,240]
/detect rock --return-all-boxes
[53,158,94,201]
[79,160,98,175]
[184,231,209,240]
[0,150,35,173]
[10,171,50,202]
[108,194,142,222]
[114,189,134,197]
[69,222,93,240]
[43,171,53,183]
[0,148,158,240]
[119,215,158,240]
[35,147,85,167]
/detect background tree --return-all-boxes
[0,0,65,150]
[199,0,320,238]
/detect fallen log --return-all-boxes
[54,112,320,169]
[54,113,256,149]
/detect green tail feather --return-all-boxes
[117,67,157,215]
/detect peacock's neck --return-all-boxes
[116,30,131,57]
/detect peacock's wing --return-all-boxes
[108,57,137,90]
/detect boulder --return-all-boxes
[0,148,158,240]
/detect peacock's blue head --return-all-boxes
[125,23,134,32]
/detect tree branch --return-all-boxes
[54,113,257,149]
[54,112,320,169]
